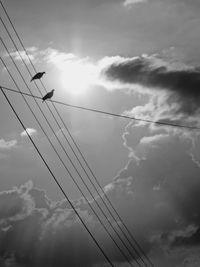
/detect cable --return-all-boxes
[0,27,148,264]
[0,15,148,265]
[0,49,136,267]
[1,2,195,264]
[2,80,156,267]
[0,85,199,131]
[0,33,138,266]
[0,2,157,265]
[1,86,162,267]
[1,2,197,264]
[0,49,135,267]
[0,10,197,133]
[0,86,115,267]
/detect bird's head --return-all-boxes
[52,89,55,92]
[43,72,46,75]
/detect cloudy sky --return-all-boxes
[1,0,200,266]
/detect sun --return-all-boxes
[60,60,97,96]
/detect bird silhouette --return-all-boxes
[42,89,55,102]
[30,72,46,82]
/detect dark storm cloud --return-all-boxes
[103,56,200,116]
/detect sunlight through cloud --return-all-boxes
[43,48,99,96]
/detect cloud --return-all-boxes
[0,181,35,222]
[1,126,200,266]
[37,47,100,95]
[0,180,134,267]
[140,134,169,145]
[20,128,37,138]
[179,255,200,267]
[0,139,17,150]
[102,55,200,104]
[1,114,200,266]
[114,124,200,255]
[101,54,200,127]
[8,47,37,63]
[123,0,148,7]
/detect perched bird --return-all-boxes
[42,89,55,102]
[30,72,46,82]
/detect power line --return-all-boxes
[0,2,157,265]
[0,10,141,261]
[0,32,138,264]
[0,25,141,264]
[0,10,153,263]
[0,86,115,267]
[1,85,199,131]
[2,82,156,267]
[0,49,135,267]
[0,10,151,260]
[0,3,155,259]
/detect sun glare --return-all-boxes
[60,60,97,96]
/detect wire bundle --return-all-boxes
[0,1,156,266]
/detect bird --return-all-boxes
[30,72,46,82]
[42,89,55,102]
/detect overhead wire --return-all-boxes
[2,4,196,263]
[3,84,161,267]
[1,12,139,262]
[0,86,114,267]
[0,1,159,266]
[1,2,197,264]
[6,2,199,265]
[0,5,196,132]
[0,14,150,262]
[0,85,199,131]
[1,84,156,267]
[0,11,145,262]
[0,6,151,267]
[0,45,135,267]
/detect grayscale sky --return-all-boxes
[1,0,200,266]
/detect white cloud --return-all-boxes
[0,181,121,266]
[140,134,169,145]
[20,128,37,138]
[0,139,17,150]
[41,47,76,65]
[123,0,148,7]
[9,47,37,63]
[0,181,35,222]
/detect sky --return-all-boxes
[1,0,200,266]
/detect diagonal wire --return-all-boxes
[1,1,191,262]
[0,26,141,265]
[0,1,157,265]
[0,26,146,266]
[0,47,135,267]
[3,3,199,260]
[0,10,148,266]
[0,86,115,267]
[0,85,199,131]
